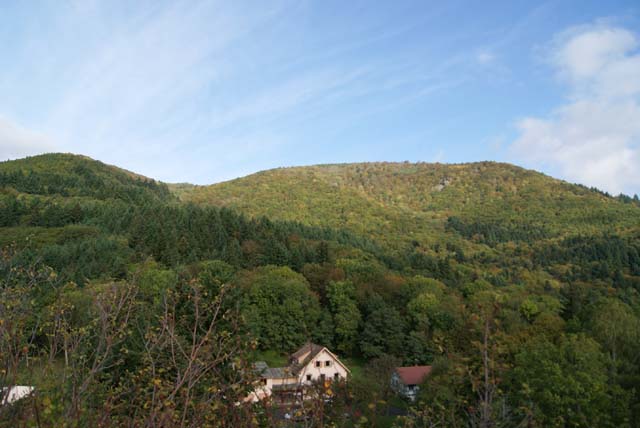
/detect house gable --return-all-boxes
[248,344,350,402]
[295,348,349,384]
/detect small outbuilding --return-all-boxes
[391,366,432,401]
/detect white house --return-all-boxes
[390,366,432,401]
[248,343,350,403]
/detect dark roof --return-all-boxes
[264,367,290,378]
[395,366,432,386]
[289,343,326,374]
[253,361,268,372]
[253,361,293,379]
[290,343,324,360]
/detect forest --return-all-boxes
[1,153,639,427]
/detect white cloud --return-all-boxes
[0,2,531,184]
[0,117,54,161]
[476,49,495,65]
[553,26,637,82]
[512,24,640,195]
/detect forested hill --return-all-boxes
[177,161,640,247]
[0,153,379,285]
[2,153,640,427]
[0,153,172,203]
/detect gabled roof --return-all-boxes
[321,347,351,374]
[290,343,351,375]
[395,366,432,386]
[255,343,351,380]
[291,342,324,361]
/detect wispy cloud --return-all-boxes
[0,116,53,160]
[4,1,602,185]
[44,1,286,152]
[0,1,481,183]
[475,49,495,65]
[511,23,640,195]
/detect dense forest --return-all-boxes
[1,153,639,427]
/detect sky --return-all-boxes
[1,1,639,195]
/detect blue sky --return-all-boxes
[1,1,639,194]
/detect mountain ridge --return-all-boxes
[4,153,638,251]
[175,158,640,249]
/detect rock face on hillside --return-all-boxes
[432,177,451,192]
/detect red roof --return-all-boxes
[395,366,432,386]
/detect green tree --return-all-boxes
[359,294,405,358]
[326,281,361,355]
[238,265,321,351]
[511,334,613,427]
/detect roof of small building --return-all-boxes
[253,362,294,379]
[253,361,268,371]
[395,366,432,386]
[264,367,289,378]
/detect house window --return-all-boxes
[261,379,267,385]
[334,373,339,380]
[320,374,326,382]
[325,361,331,367]
[306,374,312,381]
[315,361,321,367]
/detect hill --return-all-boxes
[176,161,640,249]
[0,153,378,285]
[2,154,640,427]
[0,153,173,203]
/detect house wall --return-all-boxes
[390,372,419,401]
[248,375,298,402]
[296,349,348,385]
[268,376,298,389]
[247,348,349,402]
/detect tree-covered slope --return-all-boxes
[0,153,173,203]
[177,161,640,247]
[2,154,640,427]
[0,153,379,286]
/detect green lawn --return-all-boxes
[341,356,366,381]
[252,349,288,367]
